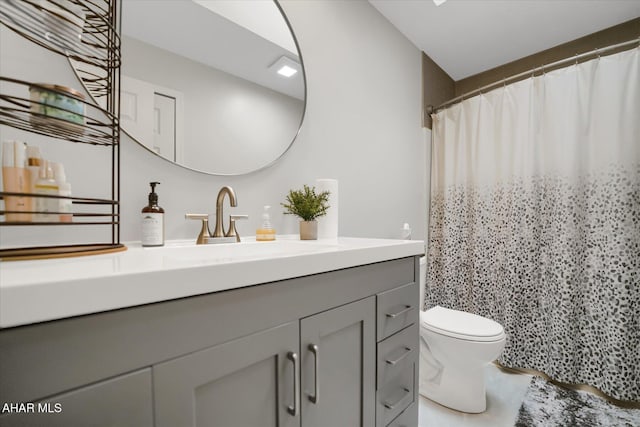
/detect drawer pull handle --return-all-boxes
[383,387,411,410]
[308,344,319,404]
[386,305,412,318]
[286,352,298,416]
[385,347,412,365]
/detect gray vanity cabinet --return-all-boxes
[300,296,376,427]
[0,256,419,427]
[153,321,300,427]
[153,297,376,427]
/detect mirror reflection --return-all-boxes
[119,0,305,175]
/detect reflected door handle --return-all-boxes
[308,343,319,404]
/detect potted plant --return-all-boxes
[282,184,330,240]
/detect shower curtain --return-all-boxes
[426,47,639,402]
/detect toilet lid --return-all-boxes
[421,306,505,342]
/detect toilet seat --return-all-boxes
[420,306,505,342]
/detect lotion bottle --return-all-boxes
[26,145,42,194]
[141,181,164,246]
[33,160,59,222]
[52,162,72,223]
[256,205,276,241]
[2,140,31,222]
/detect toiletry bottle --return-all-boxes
[58,181,72,223]
[2,140,31,222]
[52,162,72,223]
[141,182,164,247]
[26,145,42,194]
[26,145,42,223]
[33,160,60,222]
[256,205,276,241]
[401,223,412,240]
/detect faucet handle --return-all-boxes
[226,214,249,242]
[185,213,210,245]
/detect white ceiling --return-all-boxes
[369,0,640,81]
[121,0,304,100]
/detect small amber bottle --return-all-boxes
[141,182,164,246]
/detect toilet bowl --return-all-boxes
[419,306,505,413]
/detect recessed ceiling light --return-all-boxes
[269,56,300,78]
[433,0,447,6]
[278,65,298,77]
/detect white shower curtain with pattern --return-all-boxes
[426,47,639,402]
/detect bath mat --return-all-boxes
[514,376,640,427]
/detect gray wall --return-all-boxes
[1,0,429,247]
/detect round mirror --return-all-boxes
[79,0,306,175]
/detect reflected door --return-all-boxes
[153,93,176,161]
[121,75,183,161]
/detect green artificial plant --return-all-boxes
[282,185,330,221]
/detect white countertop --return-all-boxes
[0,236,424,328]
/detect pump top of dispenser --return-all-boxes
[148,181,160,205]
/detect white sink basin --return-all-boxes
[144,238,340,263]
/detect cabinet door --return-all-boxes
[300,297,376,427]
[153,321,299,427]
[0,369,153,427]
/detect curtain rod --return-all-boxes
[429,37,640,114]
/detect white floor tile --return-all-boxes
[419,364,532,427]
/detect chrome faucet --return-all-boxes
[212,186,237,237]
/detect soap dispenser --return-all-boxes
[256,205,276,241]
[141,182,164,247]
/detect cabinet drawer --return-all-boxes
[377,282,418,341]
[376,361,416,427]
[386,402,418,427]
[377,323,418,389]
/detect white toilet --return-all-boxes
[418,258,506,413]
